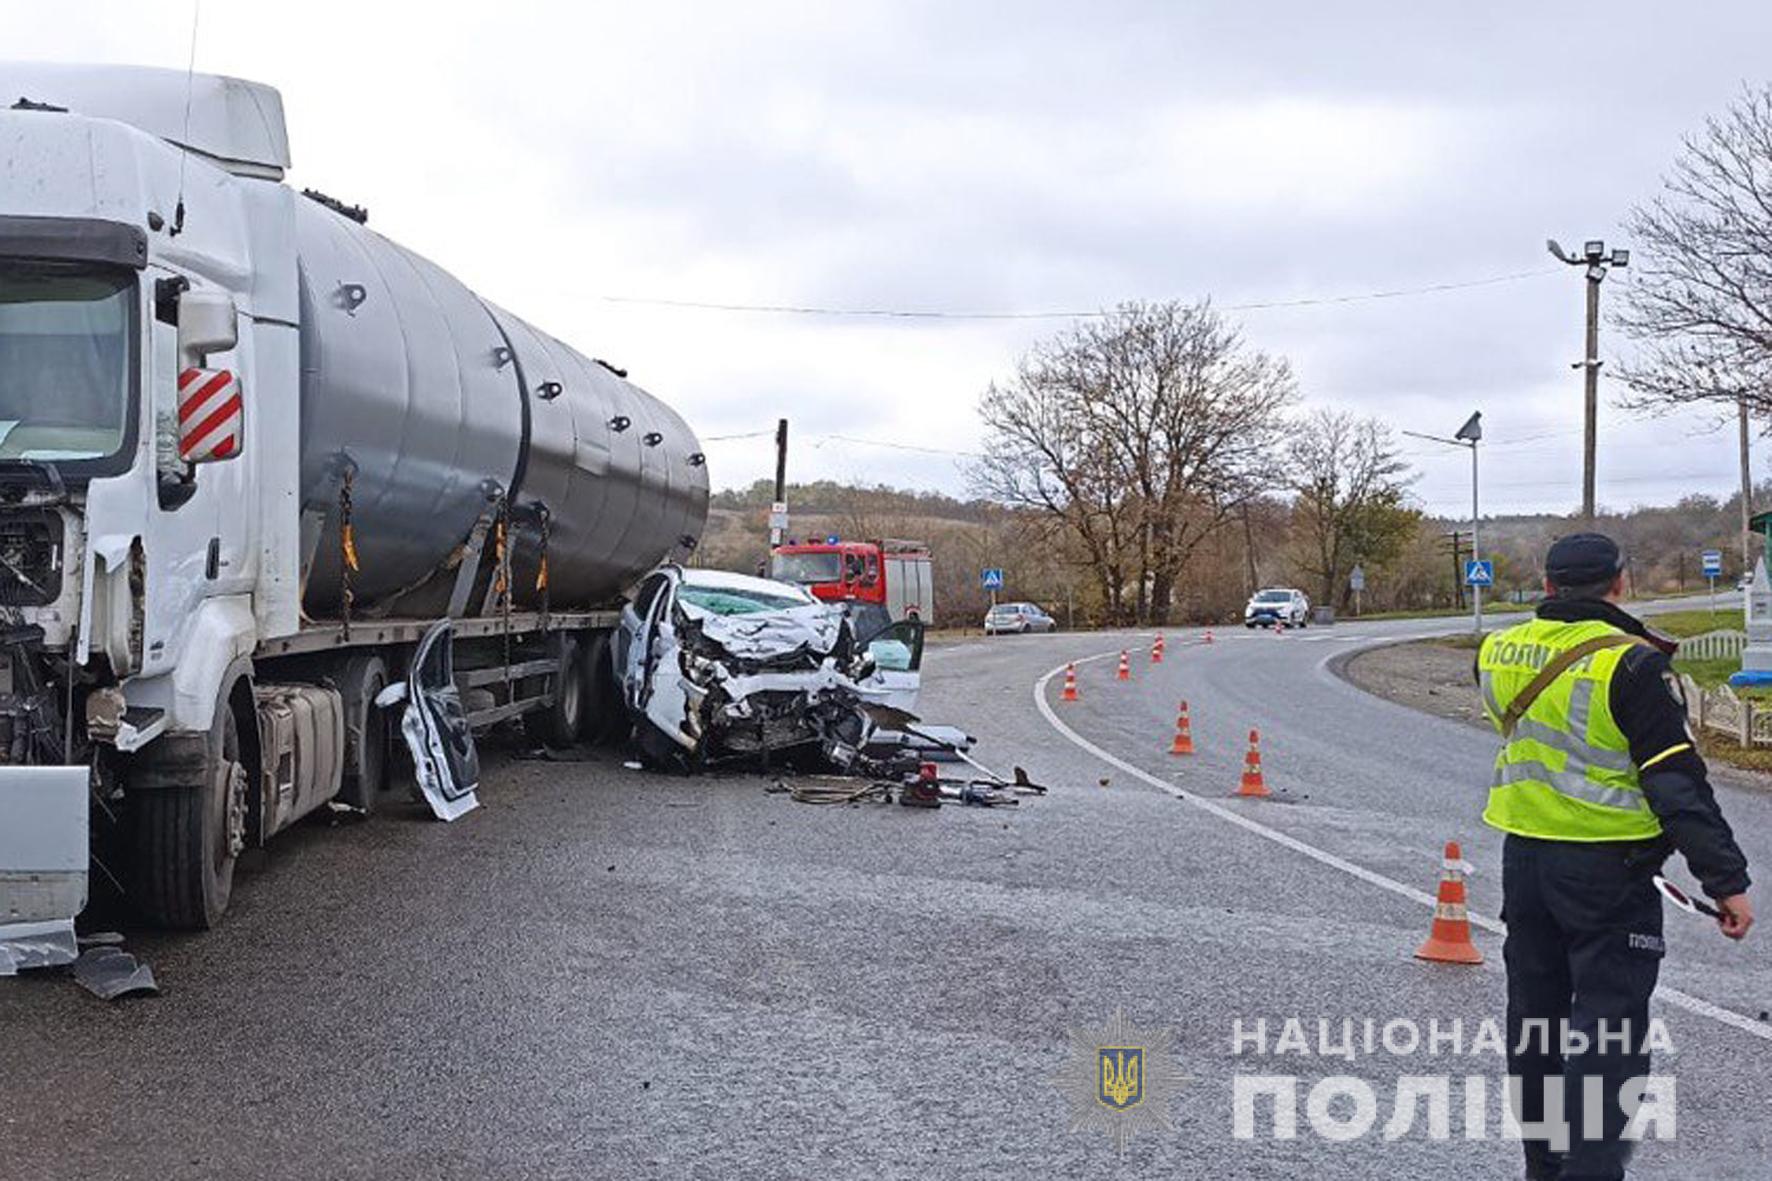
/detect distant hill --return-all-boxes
[689,478,1772,628]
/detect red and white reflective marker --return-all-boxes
[177,367,243,462]
[1654,874,1722,919]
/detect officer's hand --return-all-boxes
[1716,893,1754,941]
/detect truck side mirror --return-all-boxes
[177,288,238,359]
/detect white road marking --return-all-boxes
[1032,647,1772,1045]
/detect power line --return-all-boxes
[812,433,981,458]
[700,429,775,442]
[598,267,1560,322]
[699,429,980,458]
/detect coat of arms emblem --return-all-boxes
[1055,1008,1184,1154]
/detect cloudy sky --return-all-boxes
[9,2,1772,518]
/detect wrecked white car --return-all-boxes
[614,567,924,768]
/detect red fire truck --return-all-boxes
[770,538,934,634]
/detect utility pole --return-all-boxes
[1444,530,1468,610]
[768,417,789,549]
[1547,238,1628,525]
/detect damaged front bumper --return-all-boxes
[0,765,90,974]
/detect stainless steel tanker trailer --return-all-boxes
[0,63,709,953]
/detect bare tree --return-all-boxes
[974,301,1295,623]
[1617,85,1772,412]
[1285,409,1415,608]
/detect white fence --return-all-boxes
[1679,673,1772,747]
[1670,630,1771,747]
[1676,629,1749,662]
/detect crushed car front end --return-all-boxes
[621,568,919,770]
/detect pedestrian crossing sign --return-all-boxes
[1465,560,1494,587]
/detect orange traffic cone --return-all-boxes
[1060,663,1079,702]
[1204,630,1215,646]
[1273,619,1287,637]
[1116,650,1131,681]
[1415,842,1484,965]
[1236,729,1269,797]
[1169,701,1196,755]
[1151,634,1165,664]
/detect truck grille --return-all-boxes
[0,511,63,607]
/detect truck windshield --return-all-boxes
[772,552,842,583]
[0,263,135,467]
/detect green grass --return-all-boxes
[1646,608,1744,639]
[1673,656,1747,690]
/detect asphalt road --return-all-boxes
[4,611,1771,1179]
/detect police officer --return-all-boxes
[1478,532,1752,1181]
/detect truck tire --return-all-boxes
[132,689,249,930]
[336,653,391,811]
[526,633,584,748]
[577,631,630,746]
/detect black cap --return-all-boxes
[1545,532,1625,588]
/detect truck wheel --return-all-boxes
[526,633,584,748]
[577,632,630,746]
[132,691,249,930]
[336,653,391,811]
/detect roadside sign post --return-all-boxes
[768,500,789,548]
[1349,564,1366,617]
[982,567,1004,613]
[1703,549,1723,615]
[1465,558,1494,617]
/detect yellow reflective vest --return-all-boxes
[1477,617,1663,842]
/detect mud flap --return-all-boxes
[0,766,90,974]
[377,620,480,821]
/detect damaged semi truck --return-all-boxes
[0,63,709,953]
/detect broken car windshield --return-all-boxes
[678,585,814,615]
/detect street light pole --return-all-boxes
[1582,272,1600,524]
[1405,410,1484,632]
[1470,434,1482,632]
[1547,238,1629,526]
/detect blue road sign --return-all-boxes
[981,567,1005,590]
[1465,559,1495,588]
[1702,550,1724,578]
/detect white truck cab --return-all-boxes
[0,63,708,958]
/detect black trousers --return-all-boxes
[1502,834,1665,1181]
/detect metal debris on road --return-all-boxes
[72,945,159,1000]
[0,919,79,975]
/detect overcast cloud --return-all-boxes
[9,1,1772,518]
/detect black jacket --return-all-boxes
[1514,598,1751,899]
